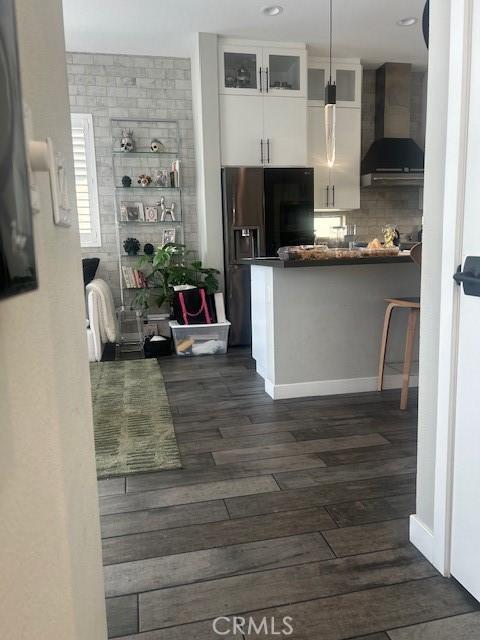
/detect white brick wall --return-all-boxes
[67,52,197,306]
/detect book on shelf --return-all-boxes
[122,266,146,289]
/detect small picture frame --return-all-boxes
[144,206,158,222]
[120,202,144,222]
[162,228,176,246]
[155,169,170,188]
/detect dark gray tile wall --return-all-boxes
[345,69,427,242]
[67,52,197,306]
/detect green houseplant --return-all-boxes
[133,243,220,311]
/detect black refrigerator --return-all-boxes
[222,167,314,346]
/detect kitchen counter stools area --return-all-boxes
[377,244,422,410]
[249,253,421,401]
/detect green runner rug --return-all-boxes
[90,360,181,478]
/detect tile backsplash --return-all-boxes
[344,68,427,243]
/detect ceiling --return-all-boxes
[62,0,428,69]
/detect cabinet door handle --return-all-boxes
[267,139,270,164]
[260,139,264,164]
[265,68,269,93]
[259,67,263,93]
[332,185,335,207]
[326,185,330,207]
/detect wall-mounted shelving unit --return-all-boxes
[110,117,184,352]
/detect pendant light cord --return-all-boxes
[329,0,333,82]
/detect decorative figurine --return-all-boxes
[383,225,400,248]
[150,138,165,153]
[236,65,251,87]
[123,237,140,256]
[158,196,176,221]
[121,175,132,188]
[143,242,155,256]
[120,129,135,152]
[137,174,152,188]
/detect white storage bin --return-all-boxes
[169,321,231,356]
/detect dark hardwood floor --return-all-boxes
[98,349,480,639]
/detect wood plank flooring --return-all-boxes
[99,349,479,639]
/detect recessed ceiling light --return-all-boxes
[397,17,418,26]
[263,6,283,16]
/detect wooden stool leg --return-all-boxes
[400,308,419,410]
[377,303,396,392]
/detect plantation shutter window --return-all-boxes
[71,113,101,247]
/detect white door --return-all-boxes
[450,0,480,601]
[218,44,263,96]
[307,106,329,209]
[263,47,307,98]
[263,96,307,166]
[219,95,264,166]
[331,107,361,209]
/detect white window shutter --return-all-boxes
[71,113,101,248]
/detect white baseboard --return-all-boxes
[262,373,419,400]
[409,514,434,563]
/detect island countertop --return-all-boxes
[242,252,413,268]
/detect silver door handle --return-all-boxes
[265,68,269,93]
[326,185,330,207]
[259,68,263,93]
[332,185,335,207]
[260,139,264,164]
[267,139,270,164]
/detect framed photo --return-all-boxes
[0,0,37,300]
[120,201,144,222]
[162,228,176,246]
[144,206,158,222]
[155,169,170,188]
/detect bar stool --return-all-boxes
[377,243,422,410]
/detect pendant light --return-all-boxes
[325,0,336,168]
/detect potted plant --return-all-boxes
[133,243,220,312]
[123,237,140,256]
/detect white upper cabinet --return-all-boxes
[219,40,307,98]
[308,59,362,108]
[219,95,264,166]
[263,47,307,97]
[307,106,329,208]
[330,107,361,209]
[264,97,307,166]
[218,40,308,166]
[219,44,264,96]
[308,105,361,210]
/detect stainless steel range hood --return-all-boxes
[361,63,424,187]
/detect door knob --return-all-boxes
[453,257,480,296]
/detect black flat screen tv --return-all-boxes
[0,0,37,300]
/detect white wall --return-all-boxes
[413,0,452,537]
[0,1,107,638]
[191,32,224,281]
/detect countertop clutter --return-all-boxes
[243,246,413,268]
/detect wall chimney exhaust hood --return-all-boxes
[361,63,424,187]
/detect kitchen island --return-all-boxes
[245,254,420,399]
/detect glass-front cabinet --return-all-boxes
[263,47,306,97]
[219,44,263,95]
[307,59,362,108]
[219,42,307,97]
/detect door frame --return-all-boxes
[427,0,474,576]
